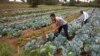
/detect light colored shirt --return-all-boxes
[83,11,89,21]
[56,16,67,26]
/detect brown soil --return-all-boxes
[18,23,57,46]
[0,38,18,48]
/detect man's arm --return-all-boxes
[54,19,60,31]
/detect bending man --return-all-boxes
[50,13,70,40]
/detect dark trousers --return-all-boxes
[58,24,69,39]
[82,19,89,26]
[84,19,89,24]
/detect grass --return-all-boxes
[0,3,29,9]
[0,41,33,56]
[0,42,17,56]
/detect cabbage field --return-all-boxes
[0,7,100,56]
[0,7,88,38]
[23,8,100,56]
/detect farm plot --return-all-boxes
[0,7,86,23]
[0,7,89,39]
[0,6,97,56]
[0,5,79,17]
[23,8,100,56]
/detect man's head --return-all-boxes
[80,10,83,14]
[50,13,56,19]
[50,13,56,22]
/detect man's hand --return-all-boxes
[54,29,58,32]
[53,28,58,32]
[54,25,59,32]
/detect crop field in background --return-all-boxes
[0,3,96,56]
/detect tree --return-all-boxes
[21,0,25,3]
[95,0,100,4]
[0,0,9,3]
[64,0,67,2]
[27,0,42,7]
[77,0,80,3]
[70,0,75,6]
[14,0,16,2]
[43,0,59,5]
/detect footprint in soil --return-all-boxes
[80,51,89,56]
[54,48,63,56]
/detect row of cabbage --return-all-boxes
[0,7,75,22]
[0,16,51,38]
[0,8,73,38]
[0,6,72,17]
[23,8,98,56]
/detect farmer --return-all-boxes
[50,13,70,40]
[80,10,90,26]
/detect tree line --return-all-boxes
[0,0,100,7]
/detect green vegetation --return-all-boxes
[0,42,17,56]
[0,3,29,9]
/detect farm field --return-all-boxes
[0,3,100,56]
[0,6,89,45]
